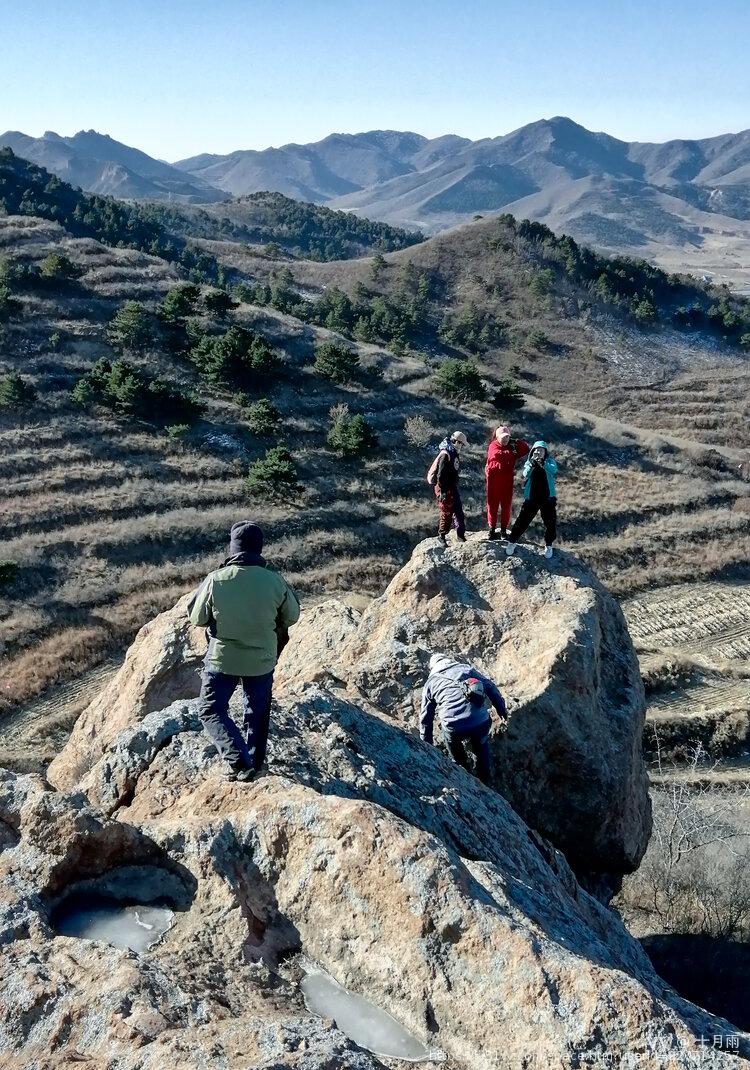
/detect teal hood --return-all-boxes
[522,442,558,499]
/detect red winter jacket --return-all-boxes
[485,438,530,477]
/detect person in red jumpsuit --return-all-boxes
[485,425,530,539]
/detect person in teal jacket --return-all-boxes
[505,440,558,559]
[188,521,300,781]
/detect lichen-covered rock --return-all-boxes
[277,536,651,878]
[48,593,205,791]
[3,694,745,1069]
[275,599,361,695]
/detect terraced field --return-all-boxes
[624,581,750,767]
[628,582,750,661]
[592,364,750,453]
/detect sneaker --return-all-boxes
[487,528,497,541]
[501,529,511,540]
[505,542,516,557]
[438,533,448,546]
[544,545,553,559]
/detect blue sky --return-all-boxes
[3,0,749,160]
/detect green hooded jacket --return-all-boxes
[188,561,300,677]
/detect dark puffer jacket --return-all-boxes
[435,439,460,493]
[420,654,506,744]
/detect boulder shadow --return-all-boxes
[642,933,750,1033]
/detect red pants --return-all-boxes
[486,470,514,531]
[435,486,465,536]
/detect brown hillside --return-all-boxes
[1,211,749,772]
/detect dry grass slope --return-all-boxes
[1,212,750,773]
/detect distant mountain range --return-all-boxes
[4,119,750,284]
[0,129,225,203]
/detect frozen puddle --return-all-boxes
[54,897,174,952]
[301,967,437,1062]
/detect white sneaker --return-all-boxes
[544,545,553,559]
[505,542,516,556]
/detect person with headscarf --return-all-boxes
[187,521,300,781]
[485,425,530,539]
[427,430,468,546]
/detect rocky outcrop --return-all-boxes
[22,537,746,1067]
[48,593,205,791]
[2,697,748,1068]
[52,539,650,881]
[277,537,651,878]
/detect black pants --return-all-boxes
[442,722,492,785]
[509,497,557,545]
[197,669,274,771]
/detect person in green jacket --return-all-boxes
[187,521,300,782]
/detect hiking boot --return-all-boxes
[505,542,516,557]
[544,545,554,559]
[487,528,497,540]
[438,533,448,546]
[224,764,255,783]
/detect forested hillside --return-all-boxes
[0,147,221,280]
[0,149,421,278]
[157,191,424,260]
[225,213,750,356]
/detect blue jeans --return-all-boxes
[442,721,492,784]
[197,668,274,771]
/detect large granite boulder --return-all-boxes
[277,536,651,878]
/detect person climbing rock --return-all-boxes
[505,440,558,559]
[427,431,468,546]
[187,521,300,782]
[420,653,506,784]
[485,425,530,539]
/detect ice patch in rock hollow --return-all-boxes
[301,967,439,1062]
[53,896,174,952]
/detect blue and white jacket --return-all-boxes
[420,654,506,744]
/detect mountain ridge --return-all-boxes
[0,128,226,203]
[5,118,750,285]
